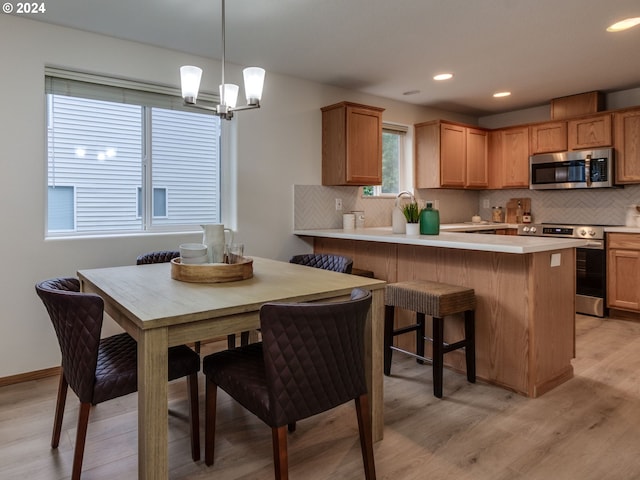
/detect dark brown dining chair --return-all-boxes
[35,277,201,480]
[136,249,245,351]
[289,253,354,274]
[203,288,376,480]
[135,249,180,265]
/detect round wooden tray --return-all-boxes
[170,257,253,283]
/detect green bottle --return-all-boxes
[419,202,440,235]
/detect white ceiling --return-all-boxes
[22,0,640,116]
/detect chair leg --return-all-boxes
[187,373,200,461]
[240,331,250,346]
[51,371,68,448]
[71,402,91,480]
[194,341,201,355]
[416,312,426,365]
[227,334,236,349]
[432,316,444,398]
[287,422,296,433]
[272,425,289,480]
[465,310,476,383]
[354,394,377,480]
[204,379,218,466]
[383,305,394,376]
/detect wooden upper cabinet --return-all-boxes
[414,121,441,188]
[530,121,568,154]
[321,101,384,186]
[415,120,488,189]
[567,113,612,150]
[440,123,466,187]
[614,107,640,184]
[465,127,489,188]
[489,126,529,189]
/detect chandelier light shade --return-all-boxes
[179,0,265,120]
[180,66,203,104]
[243,67,266,105]
[219,83,239,108]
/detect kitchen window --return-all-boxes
[45,69,221,237]
[363,123,409,196]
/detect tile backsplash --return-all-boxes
[479,185,640,226]
[295,184,640,230]
[294,185,479,229]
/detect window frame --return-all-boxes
[45,68,222,238]
[363,122,411,197]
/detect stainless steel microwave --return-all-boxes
[529,148,615,190]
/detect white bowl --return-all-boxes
[179,243,208,258]
[181,254,209,265]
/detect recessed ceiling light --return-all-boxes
[607,17,640,32]
[403,90,421,96]
[493,91,511,98]
[433,73,453,81]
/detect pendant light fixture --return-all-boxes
[180,0,265,120]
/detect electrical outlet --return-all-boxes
[483,199,490,209]
[335,198,343,211]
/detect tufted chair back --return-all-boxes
[260,287,370,427]
[136,250,180,265]
[35,277,103,403]
[289,253,353,274]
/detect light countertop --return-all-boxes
[293,226,589,254]
[604,226,640,233]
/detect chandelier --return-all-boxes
[180,0,265,120]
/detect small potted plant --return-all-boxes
[402,202,420,235]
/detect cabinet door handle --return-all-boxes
[585,154,592,187]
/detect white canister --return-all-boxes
[343,213,355,230]
[352,210,365,228]
[391,207,406,234]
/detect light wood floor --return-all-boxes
[2,314,640,479]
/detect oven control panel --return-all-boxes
[518,224,604,240]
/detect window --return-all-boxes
[362,123,409,196]
[45,69,221,236]
[137,187,168,218]
[47,185,75,231]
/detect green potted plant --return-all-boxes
[402,202,420,235]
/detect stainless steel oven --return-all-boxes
[518,224,606,317]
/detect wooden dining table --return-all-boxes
[77,256,386,479]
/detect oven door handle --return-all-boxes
[582,240,604,249]
[585,155,592,187]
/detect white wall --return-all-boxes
[0,14,459,377]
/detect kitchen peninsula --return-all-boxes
[294,227,588,397]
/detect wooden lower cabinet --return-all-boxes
[607,233,640,311]
[312,237,575,397]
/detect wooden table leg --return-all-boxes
[366,288,384,442]
[138,327,169,479]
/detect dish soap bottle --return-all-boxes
[420,202,440,235]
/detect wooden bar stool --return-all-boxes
[384,280,477,398]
